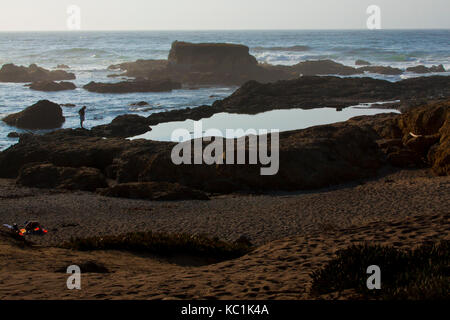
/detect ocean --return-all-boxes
[0,30,449,149]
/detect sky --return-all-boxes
[0,0,449,31]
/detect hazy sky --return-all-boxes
[0,0,449,31]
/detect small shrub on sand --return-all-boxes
[55,260,110,274]
[310,240,449,300]
[62,232,253,263]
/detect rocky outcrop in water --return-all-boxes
[83,79,181,93]
[2,100,65,130]
[108,41,297,86]
[107,41,447,87]
[355,60,371,66]
[0,93,448,194]
[0,64,75,82]
[358,66,403,75]
[292,60,363,76]
[89,75,450,138]
[406,64,446,74]
[28,81,76,92]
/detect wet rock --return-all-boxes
[83,79,181,93]
[108,42,297,86]
[17,163,108,191]
[108,59,169,78]
[406,65,446,74]
[91,114,151,138]
[93,76,450,135]
[7,132,20,138]
[168,41,258,73]
[210,76,450,115]
[98,181,210,201]
[130,101,149,107]
[28,81,76,92]
[2,100,65,130]
[359,66,403,75]
[292,60,362,76]
[355,59,371,66]
[56,64,70,69]
[0,63,75,82]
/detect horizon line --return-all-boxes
[0,27,449,33]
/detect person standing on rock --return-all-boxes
[78,106,87,128]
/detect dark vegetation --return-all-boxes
[62,231,254,264]
[55,260,110,274]
[311,241,449,300]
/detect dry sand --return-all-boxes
[0,168,448,299]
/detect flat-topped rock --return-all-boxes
[28,81,76,92]
[83,79,181,93]
[168,41,258,73]
[0,63,75,82]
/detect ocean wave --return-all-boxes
[252,45,311,52]
[45,48,114,58]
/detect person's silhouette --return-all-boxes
[78,106,87,128]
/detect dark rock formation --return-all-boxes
[0,64,75,82]
[110,42,450,86]
[98,182,209,201]
[28,81,76,92]
[88,75,450,139]
[108,59,169,78]
[0,97,448,195]
[359,66,403,75]
[56,64,70,69]
[2,100,65,130]
[0,129,171,179]
[355,59,371,66]
[7,132,20,138]
[17,163,108,191]
[168,41,257,72]
[208,76,450,114]
[90,114,151,138]
[292,60,363,76]
[396,100,449,175]
[406,64,446,74]
[130,101,149,107]
[108,42,297,86]
[83,79,181,93]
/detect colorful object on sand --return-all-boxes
[2,222,48,236]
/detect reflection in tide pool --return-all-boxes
[130,106,401,142]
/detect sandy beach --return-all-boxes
[0,168,448,299]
